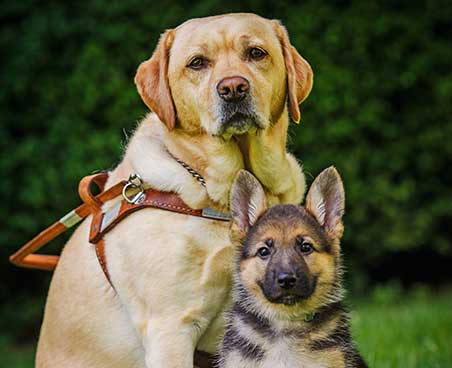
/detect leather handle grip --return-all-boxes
[10,173,123,271]
[78,173,109,212]
[14,254,60,271]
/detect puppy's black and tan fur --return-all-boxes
[218,167,366,368]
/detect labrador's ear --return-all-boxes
[273,21,313,124]
[305,166,345,241]
[230,170,267,243]
[135,30,176,130]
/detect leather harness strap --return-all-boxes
[89,189,205,244]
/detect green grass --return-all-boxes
[1,288,451,367]
[350,288,452,367]
[0,336,34,368]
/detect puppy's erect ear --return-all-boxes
[273,21,313,124]
[230,170,267,242]
[306,166,345,240]
[135,30,176,130]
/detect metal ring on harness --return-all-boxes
[122,173,145,204]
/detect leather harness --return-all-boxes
[10,171,231,368]
[10,172,230,278]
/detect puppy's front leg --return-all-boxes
[144,319,197,368]
[245,117,305,204]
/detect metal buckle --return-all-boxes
[122,173,145,204]
[201,208,231,221]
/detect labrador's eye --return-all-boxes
[248,47,267,61]
[187,57,207,70]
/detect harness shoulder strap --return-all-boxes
[89,189,205,244]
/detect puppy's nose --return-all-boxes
[217,76,250,102]
[277,272,297,290]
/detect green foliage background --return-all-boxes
[1,0,451,346]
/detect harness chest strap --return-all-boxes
[88,185,231,284]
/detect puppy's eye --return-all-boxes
[296,237,314,255]
[257,247,271,259]
[187,57,206,70]
[248,47,267,61]
[299,242,313,254]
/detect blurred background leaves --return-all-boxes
[1,0,451,363]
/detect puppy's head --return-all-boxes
[135,13,313,136]
[230,167,344,315]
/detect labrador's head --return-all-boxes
[135,13,313,137]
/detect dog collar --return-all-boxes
[175,157,207,188]
[289,311,317,323]
[304,312,317,322]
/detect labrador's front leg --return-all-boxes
[245,116,305,205]
[144,318,199,368]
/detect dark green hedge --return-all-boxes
[1,0,451,340]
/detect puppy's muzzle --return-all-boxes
[217,76,250,103]
[261,268,316,306]
[277,272,297,290]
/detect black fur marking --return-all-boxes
[346,352,368,368]
[309,308,368,368]
[310,320,351,351]
[232,302,274,338]
[310,301,345,328]
[222,324,265,361]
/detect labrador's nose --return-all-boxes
[217,76,250,102]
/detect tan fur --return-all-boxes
[272,20,313,123]
[36,13,312,368]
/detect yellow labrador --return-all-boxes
[36,13,313,368]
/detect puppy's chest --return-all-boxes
[224,320,332,368]
[259,337,327,368]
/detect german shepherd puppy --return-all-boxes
[217,167,366,368]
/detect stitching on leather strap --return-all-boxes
[149,200,199,214]
[95,240,114,288]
